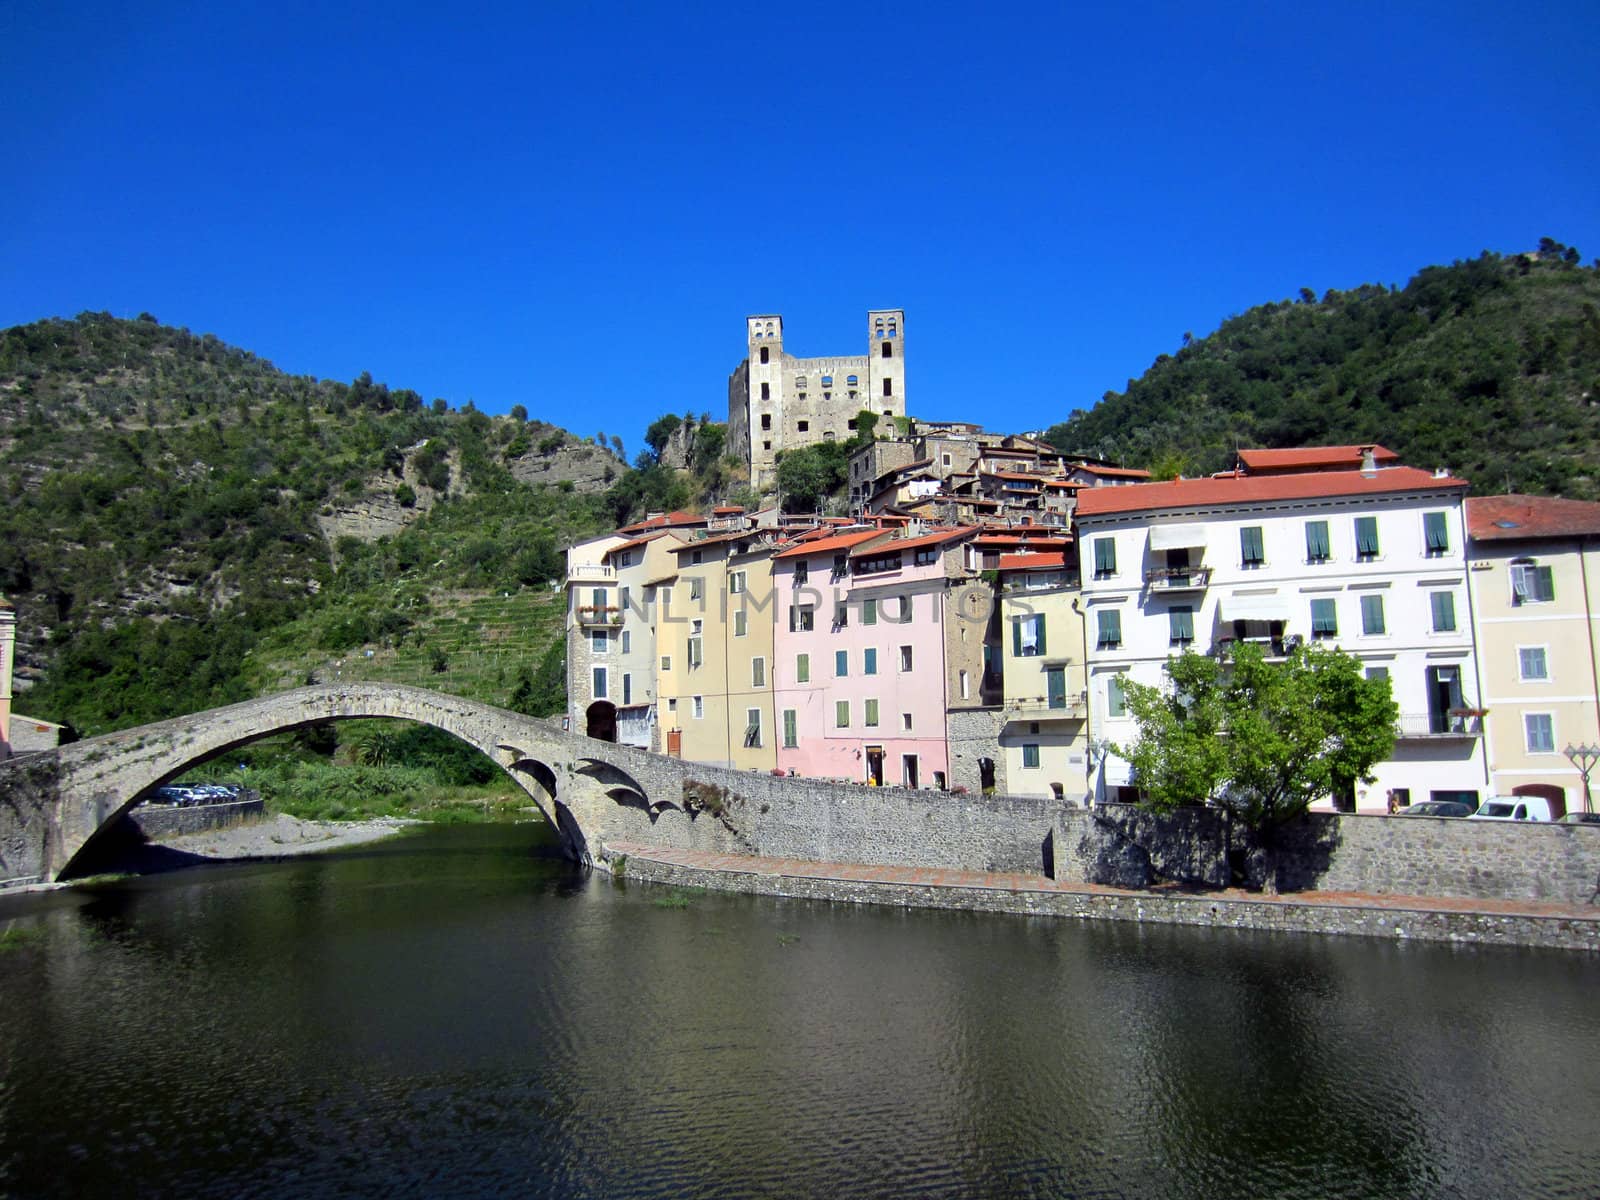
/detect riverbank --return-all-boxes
[603,841,1600,952]
[154,812,424,860]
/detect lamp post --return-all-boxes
[1564,743,1600,815]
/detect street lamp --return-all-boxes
[1564,743,1600,815]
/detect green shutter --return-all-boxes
[1431,591,1456,631]
[1035,615,1047,656]
[1241,526,1264,563]
[864,647,878,675]
[783,709,797,748]
[1047,667,1066,708]
[1306,520,1330,561]
[1099,609,1121,647]
[835,700,849,728]
[1424,511,1449,552]
[796,654,809,683]
[1361,594,1385,635]
[835,650,848,677]
[1170,606,1194,642]
[1311,598,1337,635]
[1355,516,1379,556]
[865,699,879,727]
[1012,618,1022,657]
[1094,537,1116,574]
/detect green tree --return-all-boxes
[509,404,528,423]
[644,413,682,458]
[1117,642,1397,834]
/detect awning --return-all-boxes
[1148,523,1208,551]
[1217,594,1293,623]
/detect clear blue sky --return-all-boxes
[5,1,1597,454]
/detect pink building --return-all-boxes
[772,527,968,789]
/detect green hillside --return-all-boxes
[1045,243,1600,496]
[0,312,615,736]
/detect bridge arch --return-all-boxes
[2,684,609,883]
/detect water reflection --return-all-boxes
[0,824,1597,1199]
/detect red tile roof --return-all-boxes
[998,551,1070,571]
[1236,445,1399,472]
[851,526,979,556]
[606,531,677,556]
[615,510,705,535]
[1074,466,1467,517]
[771,529,890,560]
[1072,463,1152,480]
[1466,494,1600,541]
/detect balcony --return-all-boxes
[1007,693,1089,721]
[575,605,624,627]
[567,564,616,584]
[1144,565,1212,592]
[1395,709,1484,740]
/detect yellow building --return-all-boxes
[659,526,781,771]
[1467,495,1600,816]
[996,549,1090,801]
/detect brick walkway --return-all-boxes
[606,841,1600,924]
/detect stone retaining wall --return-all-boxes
[120,795,265,840]
[617,855,1600,952]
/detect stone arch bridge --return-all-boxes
[0,682,1062,887]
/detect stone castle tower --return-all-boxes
[728,310,906,492]
[0,594,13,758]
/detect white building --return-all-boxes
[1074,447,1489,811]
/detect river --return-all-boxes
[1,822,1597,1199]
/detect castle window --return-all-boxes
[796,376,807,388]
[761,382,770,400]
[882,342,893,359]
[889,322,897,336]
[846,418,857,430]
[797,420,809,432]
[761,413,772,430]
[762,440,771,451]
[883,378,893,395]
[823,431,836,441]
[882,409,892,417]
[822,375,833,387]
[823,392,830,401]
[759,346,769,364]
[847,375,858,385]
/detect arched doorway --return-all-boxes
[585,701,618,743]
[1512,783,1566,819]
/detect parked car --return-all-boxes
[1469,797,1554,822]
[1557,812,1600,826]
[1397,800,1473,818]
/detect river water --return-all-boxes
[1,822,1597,1199]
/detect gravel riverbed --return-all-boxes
[154,813,423,860]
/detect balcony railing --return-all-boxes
[567,564,616,583]
[1144,565,1213,591]
[575,605,624,627]
[1395,710,1484,739]
[1007,694,1089,720]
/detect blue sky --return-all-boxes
[4,1,1597,454]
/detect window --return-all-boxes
[899,645,914,671]
[847,374,858,385]
[1169,606,1194,645]
[882,342,893,359]
[1306,520,1331,563]
[619,584,630,608]
[864,647,878,675]
[959,670,970,699]
[1360,594,1386,636]
[687,636,703,668]
[667,698,677,711]
[745,708,762,748]
[1107,676,1127,718]
[1354,516,1380,560]
[883,378,893,396]
[1430,591,1456,633]
[782,709,798,748]
[760,384,770,401]
[790,605,815,632]
[835,700,850,728]
[834,603,849,628]
[1093,537,1117,577]
[1525,713,1556,754]
[821,375,833,387]
[689,577,705,600]
[692,695,704,719]
[793,561,808,585]
[752,657,765,687]
[1311,597,1338,638]
[1365,666,1389,683]
[901,712,913,731]
[1096,609,1122,649]
[759,346,769,364]
[1518,646,1549,681]
[729,571,745,594]
[588,666,608,699]
[797,420,809,433]
[1511,560,1555,605]
[895,595,914,622]
[622,674,632,704]
[835,650,849,677]
[1046,666,1067,709]
[1424,511,1449,556]
[734,609,747,637]
[1022,744,1041,769]
[660,655,672,671]
[621,630,631,654]
[863,598,877,625]
[854,552,903,574]
[865,699,880,727]
[1240,525,1265,567]
[592,630,609,654]
[1013,613,1046,657]
[796,653,810,683]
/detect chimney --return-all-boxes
[1359,445,1377,476]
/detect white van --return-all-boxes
[1468,797,1554,823]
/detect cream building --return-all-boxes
[729,311,907,492]
[0,594,13,757]
[1466,495,1600,816]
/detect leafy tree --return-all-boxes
[1116,642,1397,835]
[509,403,528,423]
[610,434,624,459]
[644,413,683,458]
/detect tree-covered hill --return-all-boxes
[1045,243,1600,496]
[0,312,631,735]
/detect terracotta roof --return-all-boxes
[615,510,705,534]
[1074,467,1467,518]
[669,529,782,553]
[998,551,1070,571]
[973,534,1071,549]
[1237,445,1400,472]
[711,505,745,514]
[851,526,980,556]
[606,532,671,556]
[1072,463,1152,480]
[771,529,890,560]
[1466,494,1600,541]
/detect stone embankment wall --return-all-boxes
[119,795,265,840]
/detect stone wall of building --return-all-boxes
[119,795,265,840]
